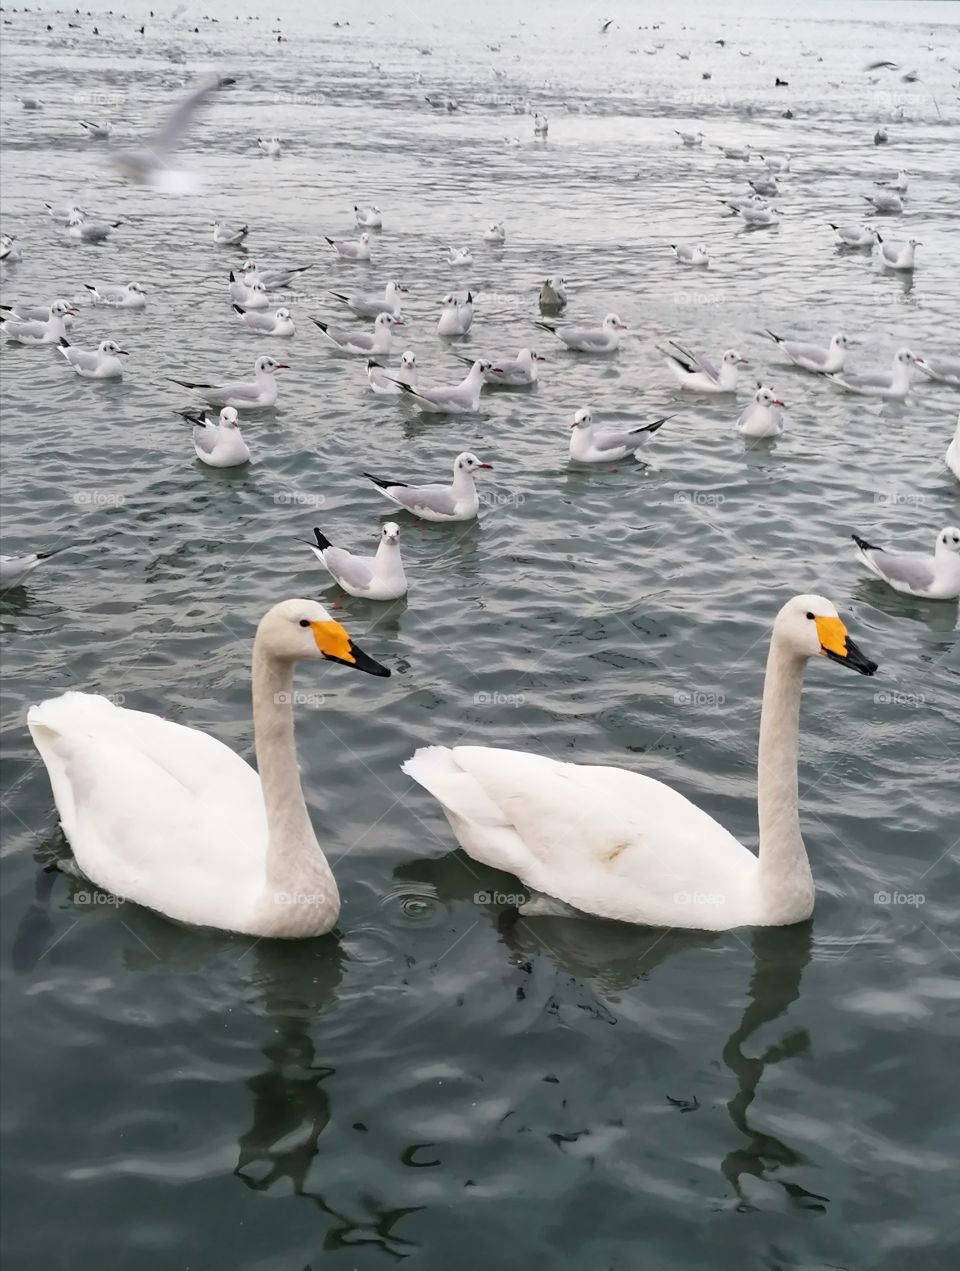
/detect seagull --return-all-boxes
[876,169,909,193]
[213,219,249,245]
[84,281,147,308]
[763,330,853,374]
[876,235,921,270]
[483,222,506,244]
[305,522,407,600]
[539,277,568,310]
[474,348,545,387]
[169,355,288,410]
[2,299,77,344]
[915,355,960,389]
[1,235,23,263]
[111,71,236,190]
[740,204,781,227]
[312,312,402,356]
[760,152,790,171]
[0,298,75,327]
[44,202,81,225]
[0,547,68,590]
[447,246,474,266]
[57,337,128,379]
[233,305,295,336]
[945,417,960,481]
[720,193,767,215]
[388,360,492,414]
[737,386,786,438]
[66,211,121,243]
[533,112,549,136]
[180,407,250,468]
[852,528,960,601]
[829,222,878,247]
[367,351,417,396]
[229,273,269,309]
[863,190,903,214]
[826,348,922,399]
[874,127,889,145]
[79,119,112,139]
[672,242,709,266]
[437,293,474,337]
[239,259,314,290]
[749,175,780,198]
[661,342,748,392]
[16,96,43,112]
[258,136,282,157]
[325,232,371,261]
[354,204,383,229]
[535,313,627,353]
[675,129,705,147]
[329,280,407,319]
[568,407,671,463]
[718,145,751,160]
[364,452,493,522]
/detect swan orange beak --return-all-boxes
[311,620,390,676]
[815,616,877,676]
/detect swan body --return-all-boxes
[29,601,390,938]
[403,596,877,930]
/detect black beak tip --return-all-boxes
[825,640,878,677]
[325,643,391,677]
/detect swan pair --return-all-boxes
[31,596,876,938]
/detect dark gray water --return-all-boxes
[2,1,959,1267]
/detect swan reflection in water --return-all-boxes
[396,848,825,1212]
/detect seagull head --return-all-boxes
[455,452,493,474]
[220,407,241,429]
[381,522,401,545]
[571,407,593,429]
[936,527,960,557]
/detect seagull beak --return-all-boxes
[275,363,290,370]
[773,399,785,407]
[117,349,130,356]
[815,616,878,676]
[534,353,547,361]
[476,463,493,469]
[310,620,391,677]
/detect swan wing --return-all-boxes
[404,745,758,927]
[28,692,268,928]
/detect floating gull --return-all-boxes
[863,189,903,214]
[258,136,282,157]
[826,348,922,399]
[229,272,269,309]
[661,342,748,392]
[0,297,75,327]
[763,330,853,374]
[876,235,921,270]
[737,386,786,438]
[213,219,249,245]
[535,313,627,353]
[44,202,81,224]
[718,145,751,160]
[364,452,493,522]
[389,360,491,414]
[829,222,878,247]
[306,522,407,600]
[367,351,417,396]
[760,152,790,172]
[84,281,146,308]
[79,119,112,139]
[875,169,909,193]
[534,112,549,136]
[0,235,23,263]
[240,258,314,290]
[916,355,960,389]
[460,348,544,387]
[672,242,709,266]
[749,175,780,198]
[539,277,568,311]
[946,418,960,481]
[66,211,121,243]
[1,547,68,590]
[57,337,128,379]
[354,204,383,229]
[169,355,288,410]
[329,280,407,319]
[675,129,705,147]
[437,293,474,337]
[740,204,781,227]
[180,407,250,468]
[325,232,371,261]
[569,407,671,463]
[233,305,295,336]
[447,246,474,266]
[2,299,77,344]
[311,312,402,356]
[852,528,960,600]
[483,222,506,244]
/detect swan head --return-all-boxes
[774,595,877,675]
[257,599,390,676]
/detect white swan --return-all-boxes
[403,596,877,930]
[28,600,390,938]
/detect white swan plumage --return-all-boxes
[403,595,877,930]
[28,600,390,938]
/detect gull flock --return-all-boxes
[2,53,959,940]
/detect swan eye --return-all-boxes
[299,619,311,628]
[806,612,815,620]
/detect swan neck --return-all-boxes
[251,639,337,914]
[756,636,814,919]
